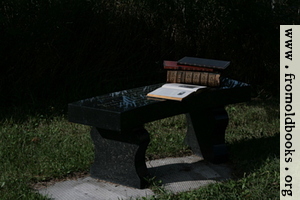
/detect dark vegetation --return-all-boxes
[1,0,299,112]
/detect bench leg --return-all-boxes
[90,127,150,189]
[185,107,229,164]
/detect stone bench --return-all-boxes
[68,78,251,188]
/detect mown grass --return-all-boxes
[0,111,93,199]
[142,99,279,200]
[0,98,279,199]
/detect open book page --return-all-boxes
[161,83,206,91]
[147,83,207,101]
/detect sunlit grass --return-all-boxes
[0,114,93,200]
[0,98,279,199]
[141,99,280,200]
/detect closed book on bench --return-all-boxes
[177,57,230,70]
[163,60,214,72]
[146,83,207,101]
[166,70,220,87]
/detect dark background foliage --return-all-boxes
[1,0,299,110]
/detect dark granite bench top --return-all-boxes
[68,78,251,132]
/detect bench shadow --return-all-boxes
[145,133,279,187]
[146,156,232,187]
[227,132,279,177]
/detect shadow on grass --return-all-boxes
[228,132,279,177]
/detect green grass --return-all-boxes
[0,98,279,199]
[0,110,93,200]
[142,99,280,200]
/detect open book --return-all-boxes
[147,83,207,101]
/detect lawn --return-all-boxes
[0,98,279,200]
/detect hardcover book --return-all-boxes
[146,83,207,101]
[166,70,220,87]
[163,60,214,72]
[177,57,230,70]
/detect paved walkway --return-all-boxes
[36,155,232,200]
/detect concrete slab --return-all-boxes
[146,155,231,193]
[36,155,232,200]
[38,177,154,200]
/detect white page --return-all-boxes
[161,83,207,91]
[147,83,207,101]
[149,87,195,98]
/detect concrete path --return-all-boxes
[36,155,232,200]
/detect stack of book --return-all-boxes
[164,56,230,87]
[147,57,230,101]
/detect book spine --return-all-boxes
[164,65,214,72]
[163,60,214,72]
[192,72,201,85]
[177,57,230,70]
[167,71,177,83]
[208,73,221,87]
[166,70,220,87]
[184,71,193,84]
[176,71,185,83]
[200,72,208,85]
